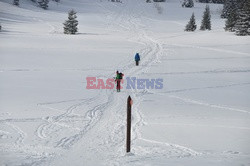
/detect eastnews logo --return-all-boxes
[86,77,163,89]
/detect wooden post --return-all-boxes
[126,96,132,153]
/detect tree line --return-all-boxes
[222,0,250,36]
[8,0,250,36]
[12,0,60,9]
[183,0,250,36]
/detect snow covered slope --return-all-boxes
[0,0,250,165]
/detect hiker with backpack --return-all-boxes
[135,53,140,66]
[115,71,123,92]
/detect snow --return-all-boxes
[0,0,250,165]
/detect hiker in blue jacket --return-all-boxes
[135,53,140,66]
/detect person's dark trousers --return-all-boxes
[136,61,139,66]
[117,80,121,92]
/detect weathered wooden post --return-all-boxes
[126,96,132,153]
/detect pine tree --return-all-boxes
[212,0,224,3]
[200,5,211,30]
[221,0,237,19]
[235,0,250,36]
[63,10,78,35]
[13,0,19,6]
[221,0,230,18]
[37,0,49,9]
[182,0,194,8]
[198,0,209,3]
[185,13,197,31]
[198,0,224,3]
[224,2,238,32]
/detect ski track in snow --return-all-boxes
[149,89,250,115]
[169,95,250,115]
[5,122,26,146]
[163,43,250,57]
[55,95,114,149]
[139,138,201,156]
[161,82,250,94]
[35,97,97,140]
[147,122,250,130]
[145,69,250,75]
